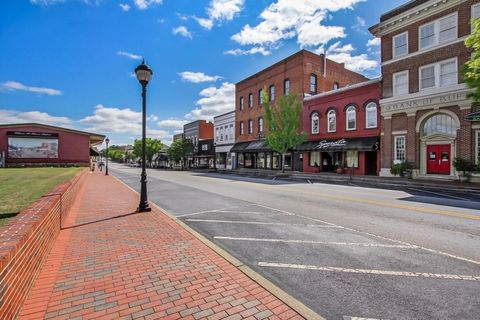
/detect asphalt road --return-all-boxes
[109,163,480,320]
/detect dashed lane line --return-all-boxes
[186,219,340,228]
[215,236,416,248]
[258,262,480,281]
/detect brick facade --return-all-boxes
[371,0,480,178]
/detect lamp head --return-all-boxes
[135,59,153,85]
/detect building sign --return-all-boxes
[316,139,347,149]
[383,91,468,113]
[7,131,59,138]
[8,137,59,159]
[465,112,480,122]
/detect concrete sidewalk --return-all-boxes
[19,171,308,320]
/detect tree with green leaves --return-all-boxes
[133,138,163,167]
[167,138,194,169]
[262,90,306,173]
[464,18,480,102]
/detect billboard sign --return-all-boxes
[8,137,59,159]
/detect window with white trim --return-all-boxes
[249,93,253,108]
[419,13,457,50]
[366,102,377,129]
[248,119,253,134]
[215,128,219,142]
[346,151,359,168]
[311,112,319,134]
[269,85,275,102]
[346,105,356,131]
[258,117,264,133]
[284,79,290,96]
[393,71,408,96]
[239,122,244,135]
[419,58,458,90]
[240,97,244,110]
[473,3,480,20]
[310,151,320,167]
[393,32,408,58]
[394,136,406,163]
[258,89,264,105]
[327,110,336,133]
[310,74,317,94]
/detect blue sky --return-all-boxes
[0,0,405,146]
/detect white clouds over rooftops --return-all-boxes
[224,47,271,56]
[185,82,235,120]
[158,119,188,130]
[0,109,72,125]
[117,51,142,60]
[178,72,222,83]
[367,37,381,47]
[230,0,362,54]
[172,26,192,39]
[322,41,378,73]
[1,81,62,96]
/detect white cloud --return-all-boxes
[133,0,162,10]
[367,37,381,47]
[117,51,142,60]
[323,41,378,73]
[30,0,65,5]
[194,16,214,30]
[1,81,62,96]
[231,0,362,53]
[178,71,222,83]
[172,26,192,39]
[185,82,235,120]
[0,109,72,125]
[194,0,244,30]
[224,47,272,56]
[119,3,130,11]
[158,119,188,130]
[352,16,366,33]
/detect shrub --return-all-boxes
[390,161,412,177]
[453,158,476,177]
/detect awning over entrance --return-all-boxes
[296,136,380,152]
[90,148,100,156]
[231,140,272,153]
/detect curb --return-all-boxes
[111,174,325,320]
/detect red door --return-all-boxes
[427,145,451,175]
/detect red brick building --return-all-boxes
[298,79,382,175]
[370,0,480,179]
[0,123,105,167]
[232,49,368,171]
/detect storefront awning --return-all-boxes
[231,141,251,152]
[90,148,100,156]
[245,140,270,152]
[295,137,380,152]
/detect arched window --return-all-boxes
[346,105,356,130]
[310,74,317,94]
[269,85,275,101]
[249,93,253,108]
[258,117,264,132]
[284,79,290,96]
[423,113,457,137]
[327,109,336,133]
[258,89,264,106]
[333,82,339,90]
[365,102,377,128]
[311,112,320,134]
[240,97,244,111]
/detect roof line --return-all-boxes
[0,123,105,138]
[304,78,382,102]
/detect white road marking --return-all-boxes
[258,262,480,281]
[407,187,471,201]
[343,317,386,320]
[176,204,256,217]
[253,203,296,216]
[215,236,416,248]
[186,219,339,228]
[261,205,480,266]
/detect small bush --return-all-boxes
[390,162,412,177]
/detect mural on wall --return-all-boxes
[8,138,58,159]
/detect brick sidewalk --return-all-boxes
[19,171,306,320]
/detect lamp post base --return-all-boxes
[138,202,152,212]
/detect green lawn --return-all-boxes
[0,167,83,226]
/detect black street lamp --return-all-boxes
[135,59,152,212]
[105,137,109,176]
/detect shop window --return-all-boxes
[239,121,244,135]
[310,151,320,167]
[393,71,408,96]
[327,109,336,132]
[393,32,408,58]
[273,153,281,169]
[346,105,356,131]
[257,152,266,169]
[284,153,292,169]
[248,119,253,134]
[284,79,290,96]
[240,97,244,110]
[249,93,253,108]
[269,85,275,102]
[394,136,406,164]
[310,74,317,94]
[238,153,244,167]
[346,151,359,168]
[266,153,272,169]
[311,112,320,134]
[423,113,457,137]
[365,102,377,129]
